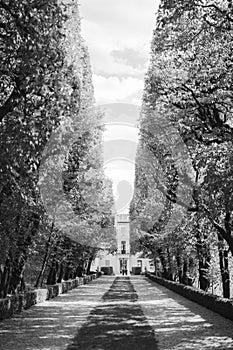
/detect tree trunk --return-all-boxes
[35,222,55,288]
[195,227,211,292]
[57,262,64,283]
[9,256,26,294]
[76,261,84,277]
[46,259,57,285]
[199,258,210,291]
[167,248,174,280]
[0,258,12,298]
[182,259,188,284]
[86,254,94,275]
[63,263,71,281]
[153,256,158,276]
[35,252,50,288]
[176,252,183,283]
[157,248,168,279]
[218,235,230,298]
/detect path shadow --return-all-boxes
[67,277,158,350]
[0,277,113,350]
[135,277,233,350]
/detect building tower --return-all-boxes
[91,213,153,275]
[115,214,130,274]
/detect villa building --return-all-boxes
[92,214,153,275]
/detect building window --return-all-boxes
[137,260,142,267]
[121,241,126,254]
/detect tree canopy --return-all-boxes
[0,0,114,297]
[131,0,233,297]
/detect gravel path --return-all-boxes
[0,277,112,350]
[67,277,157,350]
[0,276,233,350]
[133,276,233,350]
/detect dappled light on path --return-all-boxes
[133,276,233,350]
[0,276,233,350]
[0,278,113,350]
[67,277,158,350]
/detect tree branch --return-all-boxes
[0,86,21,122]
[201,203,233,254]
[197,3,233,23]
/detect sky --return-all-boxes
[80,0,159,105]
[79,0,160,212]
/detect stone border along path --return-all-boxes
[0,276,233,350]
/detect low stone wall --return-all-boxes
[146,272,233,322]
[0,274,99,321]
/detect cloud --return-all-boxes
[93,74,144,105]
[80,0,159,79]
[88,45,145,78]
[111,48,147,69]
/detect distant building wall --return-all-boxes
[91,214,154,275]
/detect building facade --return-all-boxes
[91,214,153,275]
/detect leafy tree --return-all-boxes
[132,0,233,297]
[0,0,68,297]
[0,0,114,296]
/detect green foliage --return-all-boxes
[0,0,68,297]
[131,0,233,297]
[0,0,114,297]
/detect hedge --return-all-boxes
[146,272,233,322]
[0,273,99,321]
